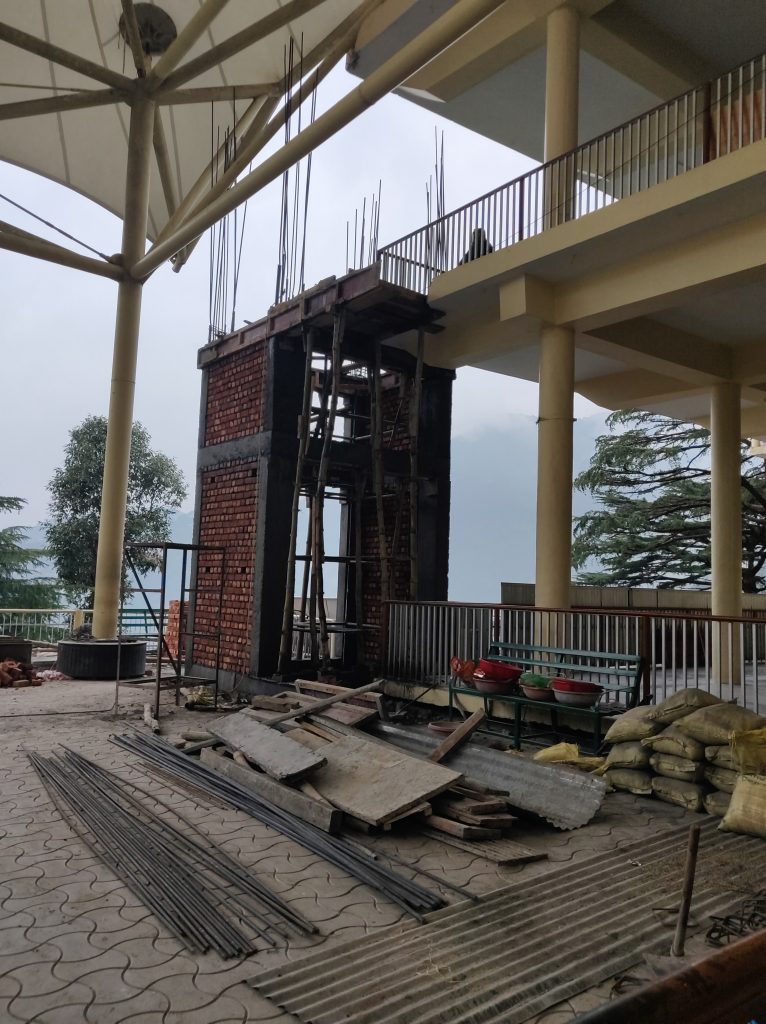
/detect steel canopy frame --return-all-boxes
[0,0,505,638]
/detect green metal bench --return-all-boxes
[448,640,644,752]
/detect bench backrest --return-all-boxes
[487,640,642,703]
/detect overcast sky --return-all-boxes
[1,63,603,578]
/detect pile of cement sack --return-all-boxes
[601,688,766,838]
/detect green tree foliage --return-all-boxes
[573,409,766,592]
[0,496,60,607]
[44,417,187,606]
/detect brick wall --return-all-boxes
[194,460,258,675]
[204,343,268,446]
[360,383,413,663]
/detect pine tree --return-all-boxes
[573,409,766,592]
[0,497,59,607]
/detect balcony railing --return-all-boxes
[379,52,766,294]
[384,600,766,714]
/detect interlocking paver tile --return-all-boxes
[162,992,250,1024]
[122,952,198,990]
[8,978,94,1021]
[83,986,170,1023]
[52,946,129,982]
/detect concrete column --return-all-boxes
[535,325,575,612]
[710,382,743,616]
[544,4,580,161]
[92,97,155,638]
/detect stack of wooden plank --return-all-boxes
[178,682,543,865]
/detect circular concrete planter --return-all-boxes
[57,639,147,680]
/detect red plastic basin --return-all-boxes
[551,677,603,694]
[475,659,523,683]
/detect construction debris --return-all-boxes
[370,722,607,830]
[248,819,766,1024]
[0,659,41,687]
[208,710,327,783]
[111,732,448,919]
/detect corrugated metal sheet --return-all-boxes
[371,723,607,830]
[250,819,766,1024]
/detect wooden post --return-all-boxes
[371,341,390,615]
[671,823,701,957]
[315,307,346,672]
[278,328,314,675]
[354,472,364,636]
[409,329,424,600]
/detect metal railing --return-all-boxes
[378,52,766,294]
[384,600,766,713]
[0,608,92,644]
[0,607,160,644]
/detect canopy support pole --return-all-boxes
[92,96,155,638]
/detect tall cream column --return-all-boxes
[536,326,575,609]
[710,382,743,617]
[544,4,580,160]
[92,97,155,638]
[535,6,579,613]
[710,382,743,686]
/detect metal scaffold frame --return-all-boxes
[117,541,226,718]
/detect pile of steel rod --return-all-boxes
[111,732,446,919]
[29,748,316,958]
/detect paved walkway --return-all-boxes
[0,680,702,1023]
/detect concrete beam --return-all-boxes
[581,318,732,384]
[555,211,766,331]
[403,0,612,102]
[581,7,713,100]
[574,368,706,409]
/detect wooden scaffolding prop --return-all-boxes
[277,310,425,677]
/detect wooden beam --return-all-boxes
[200,747,342,833]
[267,680,383,725]
[161,0,331,92]
[429,710,485,763]
[0,88,128,121]
[0,21,133,92]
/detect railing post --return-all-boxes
[639,615,652,701]
[73,610,85,633]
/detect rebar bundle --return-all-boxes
[111,732,446,920]
[28,748,316,958]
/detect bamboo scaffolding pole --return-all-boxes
[371,343,391,610]
[278,329,315,675]
[354,472,365,633]
[314,308,346,671]
[308,491,319,666]
[297,500,313,661]
[409,329,424,599]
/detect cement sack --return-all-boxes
[649,752,705,783]
[651,776,707,813]
[604,705,662,744]
[704,790,731,817]
[676,704,766,746]
[646,688,722,726]
[703,764,739,793]
[719,774,766,839]
[641,724,705,761]
[605,741,651,770]
[605,769,653,796]
[731,727,766,774]
[705,744,735,769]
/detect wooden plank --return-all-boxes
[421,828,548,865]
[287,692,377,727]
[208,710,326,783]
[288,727,331,751]
[436,801,516,828]
[428,710,485,763]
[250,695,301,712]
[427,815,502,840]
[200,747,342,835]
[294,678,382,710]
[267,680,382,725]
[309,734,461,826]
[299,780,334,807]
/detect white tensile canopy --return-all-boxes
[0,0,502,637]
